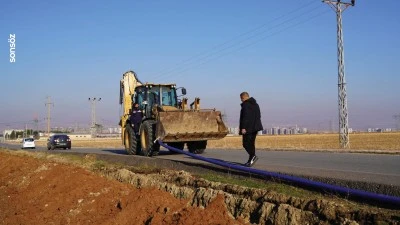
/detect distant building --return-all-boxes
[257,126,308,135]
[367,128,393,133]
[228,127,239,135]
[348,128,353,133]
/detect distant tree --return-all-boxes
[10,131,16,140]
[52,130,70,134]
[95,124,103,134]
[16,131,23,139]
[33,131,40,140]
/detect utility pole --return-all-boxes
[393,114,400,131]
[323,0,355,148]
[45,96,54,136]
[88,97,101,138]
[330,119,334,133]
[32,114,39,138]
[33,114,39,138]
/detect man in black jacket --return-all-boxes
[239,92,263,167]
[130,103,143,134]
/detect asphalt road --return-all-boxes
[1,142,399,188]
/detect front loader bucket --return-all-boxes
[156,110,228,142]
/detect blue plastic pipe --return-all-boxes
[158,140,400,208]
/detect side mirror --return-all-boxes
[181,88,187,95]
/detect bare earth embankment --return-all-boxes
[0,150,245,225]
[1,150,399,224]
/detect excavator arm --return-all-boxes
[119,71,142,145]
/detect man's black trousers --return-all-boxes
[242,132,257,159]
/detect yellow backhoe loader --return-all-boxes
[119,70,228,156]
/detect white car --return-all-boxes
[21,138,36,149]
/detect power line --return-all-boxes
[152,1,318,78]
[149,0,320,80]
[155,8,330,80]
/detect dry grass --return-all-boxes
[209,132,400,151]
[30,132,400,152]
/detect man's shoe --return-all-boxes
[249,155,258,166]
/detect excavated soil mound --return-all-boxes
[1,150,399,225]
[0,152,245,225]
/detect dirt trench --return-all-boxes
[0,150,399,225]
[103,168,399,225]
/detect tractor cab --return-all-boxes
[133,84,186,118]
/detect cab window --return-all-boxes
[162,90,176,106]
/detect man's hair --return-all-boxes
[240,92,249,97]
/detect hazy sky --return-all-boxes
[1,0,399,132]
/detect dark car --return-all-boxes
[47,134,71,150]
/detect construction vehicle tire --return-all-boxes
[167,142,185,154]
[140,120,159,156]
[125,124,139,155]
[187,141,207,154]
